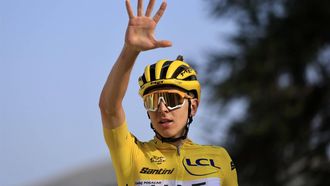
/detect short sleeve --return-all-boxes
[103,120,138,185]
[221,148,238,186]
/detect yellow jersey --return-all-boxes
[103,121,238,186]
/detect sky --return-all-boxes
[0,0,237,185]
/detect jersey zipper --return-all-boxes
[177,144,182,156]
[175,144,184,185]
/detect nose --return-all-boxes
[158,100,169,113]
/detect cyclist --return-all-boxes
[99,0,238,185]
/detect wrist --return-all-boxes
[118,44,140,66]
[123,43,142,55]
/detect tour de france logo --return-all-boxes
[150,155,166,165]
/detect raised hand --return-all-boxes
[125,0,172,51]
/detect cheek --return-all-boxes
[173,108,189,123]
[148,112,157,121]
[148,112,160,127]
[176,112,188,124]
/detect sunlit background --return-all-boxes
[1,0,237,185]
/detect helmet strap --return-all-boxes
[150,99,193,143]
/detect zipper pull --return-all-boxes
[176,144,182,156]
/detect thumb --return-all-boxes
[156,40,172,48]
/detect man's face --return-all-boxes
[146,90,198,139]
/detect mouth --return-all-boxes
[159,119,174,126]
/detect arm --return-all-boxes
[99,0,172,129]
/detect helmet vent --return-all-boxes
[160,60,173,79]
[140,74,147,84]
[149,64,156,81]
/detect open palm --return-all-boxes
[125,0,172,51]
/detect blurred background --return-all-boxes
[1,0,329,186]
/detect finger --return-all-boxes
[145,0,155,17]
[137,0,143,16]
[125,0,134,18]
[156,40,172,48]
[153,0,167,23]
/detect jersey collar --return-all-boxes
[152,136,193,150]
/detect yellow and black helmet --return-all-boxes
[138,55,201,101]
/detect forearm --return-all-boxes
[99,45,140,128]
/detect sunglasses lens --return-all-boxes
[143,91,186,111]
[163,92,184,108]
[144,94,157,111]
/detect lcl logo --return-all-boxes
[183,158,221,176]
[185,158,221,169]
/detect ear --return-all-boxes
[190,98,199,117]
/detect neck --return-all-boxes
[151,122,190,146]
[155,132,187,147]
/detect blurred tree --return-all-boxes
[203,0,330,185]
